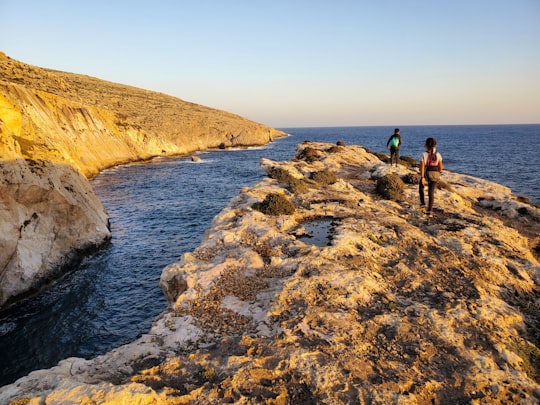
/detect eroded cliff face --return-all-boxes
[0,52,286,308]
[0,53,285,177]
[0,159,111,307]
[1,142,538,404]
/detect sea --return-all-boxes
[0,124,538,386]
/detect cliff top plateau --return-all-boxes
[1,141,539,404]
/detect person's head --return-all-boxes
[394,128,400,134]
[424,137,437,151]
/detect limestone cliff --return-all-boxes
[0,52,285,177]
[1,142,538,404]
[0,159,110,307]
[0,52,286,309]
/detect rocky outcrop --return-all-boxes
[2,142,538,404]
[0,52,286,309]
[0,159,111,308]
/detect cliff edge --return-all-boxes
[1,142,538,404]
[0,52,286,309]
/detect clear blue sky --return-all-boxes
[1,1,539,128]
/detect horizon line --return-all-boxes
[276,122,540,129]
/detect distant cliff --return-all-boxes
[0,52,286,309]
[1,142,538,404]
[0,52,286,177]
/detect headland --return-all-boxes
[1,141,538,404]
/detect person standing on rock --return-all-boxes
[419,137,443,217]
[386,128,402,166]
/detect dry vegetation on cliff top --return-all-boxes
[0,52,260,137]
[3,142,538,404]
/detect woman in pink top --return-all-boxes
[419,137,443,217]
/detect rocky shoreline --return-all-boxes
[1,141,538,404]
[0,53,286,309]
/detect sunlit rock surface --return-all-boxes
[1,142,539,404]
[0,159,110,308]
[0,52,285,308]
[0,52,285,178]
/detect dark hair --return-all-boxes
[424,137,437,151]
[394,128,400,134]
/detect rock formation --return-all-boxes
[0,159,110,308]
[1,142,538,404]
[0,52,285,178]
[0,52,286,309]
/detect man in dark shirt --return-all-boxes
[386,128,402,166]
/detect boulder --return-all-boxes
[0,159,111,307]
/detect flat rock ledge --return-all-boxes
[1,142,539,404]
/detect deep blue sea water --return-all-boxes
[0,124,538,386]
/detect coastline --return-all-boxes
[0,53,287,310]
[2,141,538,404]
[278,125,540,206]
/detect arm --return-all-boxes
[438,154,443,172]
[420,159,427,185]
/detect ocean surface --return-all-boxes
[1,124,538,386]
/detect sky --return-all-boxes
[0,1,539,128]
